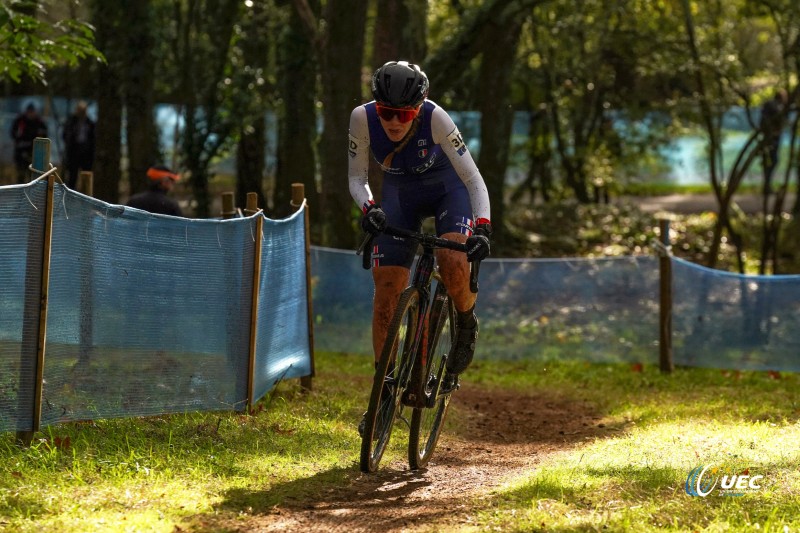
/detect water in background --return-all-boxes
[2,97,781,186]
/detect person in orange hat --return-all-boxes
[126,165,183,216]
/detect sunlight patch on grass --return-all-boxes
[483,419,800,531]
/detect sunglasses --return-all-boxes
[375,103,421,123]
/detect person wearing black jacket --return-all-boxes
[62,101,96,189]
[126,165,183,216]
[10,103,48,183]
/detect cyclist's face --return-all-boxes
[379,114,414,142]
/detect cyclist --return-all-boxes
[348,60,492,423]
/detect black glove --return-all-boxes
[466,222,492,262]
[361,204,387,235]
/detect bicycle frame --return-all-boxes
[358,226,476,407]
[357,225,480,472]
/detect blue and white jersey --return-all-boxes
[348,99,490,221]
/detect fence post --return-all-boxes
[78,170,93,196]
[221,191,237,219]
[291,183,315,392]
[16,138,55,445]
[658,217,674,374]
[244,192,259,216]
[246,194,263,411]
[77,171,94,368]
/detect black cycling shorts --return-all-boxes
[370,175,474,268]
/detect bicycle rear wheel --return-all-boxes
[408,282,455,470]
[360,288,420,473]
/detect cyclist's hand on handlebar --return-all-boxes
[466,221,492,262]
[361,204,387,236]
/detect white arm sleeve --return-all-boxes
[347,106,374,210]
[430,106,491,222]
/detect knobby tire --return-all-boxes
[360,288,420,473]
[408,282,455,470]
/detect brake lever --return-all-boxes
[357,232,374,270]
[469,260,481,293]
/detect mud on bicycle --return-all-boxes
[356,225,481,473]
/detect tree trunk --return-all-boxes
[236,117,266,212]
[124,0,158,196]
[372,0,427,67]
[474,14,524,243]
[317,0,369,247]
[234,0,272,214]
[276,1,319,221]
[91,0,123,203]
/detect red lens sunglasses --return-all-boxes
[375,103,421,123]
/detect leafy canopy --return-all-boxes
[0,0,103,83]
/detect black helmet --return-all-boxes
[371,61,429,108]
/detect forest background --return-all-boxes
[3,0,800,274]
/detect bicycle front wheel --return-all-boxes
[408,283,455,470]
[360,288,420,473]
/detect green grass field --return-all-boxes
[1,353,798,532]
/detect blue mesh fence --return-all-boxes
[1,181,311,433]
[0,183,46,432]
[8,175,800,433]
[672,257,800,371]
[253,208,312,401]
[311,247,661,363]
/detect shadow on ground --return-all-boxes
[180,382,624,532]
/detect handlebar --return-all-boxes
[356,227,482,293]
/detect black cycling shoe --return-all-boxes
[440,372,460,394]
[446,314,479,375]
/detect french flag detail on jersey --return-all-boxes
[372,244,383,268]
[456,216,474,236]
[362,200,376,214]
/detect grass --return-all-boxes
[466,358,800,532]
[0,352,373,532]
[1,353,799,532]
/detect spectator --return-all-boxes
[10,102,48,184]
[126,165,183,216]
[759,88,788,194]
[62,101,96,189]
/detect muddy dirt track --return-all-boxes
[188,383,620,532]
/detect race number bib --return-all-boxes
[446,128,467,156]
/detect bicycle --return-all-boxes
[356,225,480,473]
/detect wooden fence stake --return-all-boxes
[221,192,236,219]
[244,192,259,216]
[291,183,315,391]
[658,218,674,374]
[16,138,55,445]
[78,171,93,196]
[246,197,263,411]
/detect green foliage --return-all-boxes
[0,0,102,83]
[505,201,660,258]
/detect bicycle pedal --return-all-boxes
[440,373,460,395]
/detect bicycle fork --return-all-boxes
[401,248,437,408]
